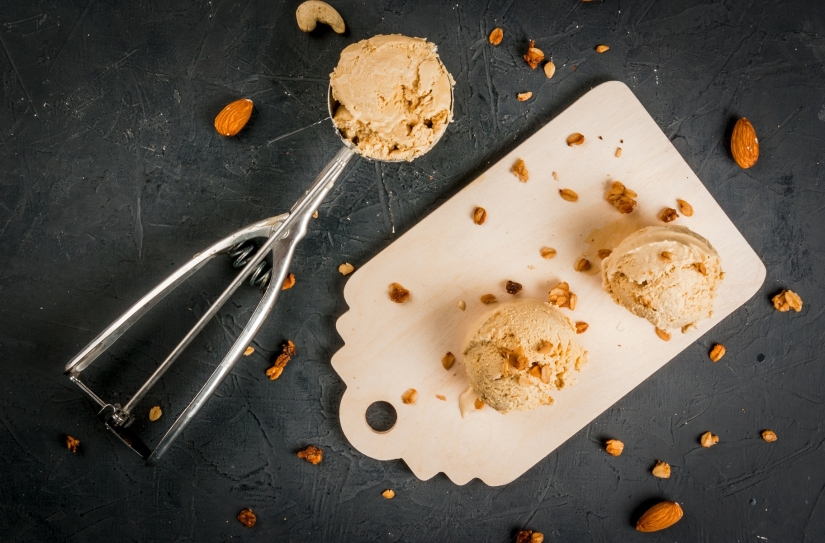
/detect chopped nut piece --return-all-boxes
[442,352,456,370]
[382,489,396,499]
[772,289,802,312]
[473,206,487,224]
[660,251,672,262]
[605,181,637,214]
[149,406,163,421]
[297,445,323,464]
[652,461,671,478]
[595,44,610,53]
[457,300,466,311]
[659,207,679,223]
[566,133,585,146]
[435,394,446,401]
[540,365,553,384]
[676,198,694,216]
[488,27,503,45]
[597,249,612,259]
[517,91,533,101]
[537,341,553,354]
[548,281,577,310]
[523,40,544,69]
[338,262,355,276]
[389,283,410,303]
[605,439,624,456]
[401,388,418,404]
[511,158,529,182]
[552,171,559,181]
[480,294,497,304]
[529,365,542,379]
[267,340,296,380]
[761,430,778,442]
[312,210,319,218]
[615,147,622,158]
[655,328,671,342]
[709,343,726,362]
[243,346,255,356]
[543,61,556,78]
[281,273,296,290]
[568,292,578,310]
[693,261,707,276]
[575,321,589,334]
[66,435,80,453]
[237,509,257,528]
[540,247,557,259]
[516,530,533,543]
[505,280,523,295]
[700,431,719,448]
[574,258,591,272]
[531,534,544,543]
[474,398,485,410]
[559,188,579,202]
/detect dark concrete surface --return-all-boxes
[1,0,823,541]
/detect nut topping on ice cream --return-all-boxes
[601,225,723,330]
[330,35,454,161]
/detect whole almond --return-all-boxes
[559,188,579,202]
[543,61,556,78]
[566,133,585,146]
[636,501,683,532]
[214,98,253,137]
[473,207,487,225]
[676,198,694,217]
[731,117,759,169]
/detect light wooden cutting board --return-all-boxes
[330,81,765,486]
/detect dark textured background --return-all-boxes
[1,0,823,541]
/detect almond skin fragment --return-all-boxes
[731,117,759,169]
[148,406,163,421]
[523,40,544,69]
[338,262,355,275]
[473,207,487,225]
[655,328,671,341]
[652,461,671,478]
[543,61,556,78]
[214,98,253,137]
[566,133,585,146]
[517,91,533,101]
[511,158,529,182]
[605,439,624,456]
[701,431,719,447]
[676,198,694,216]
[559,188,579,202]
[709,343,726,362]
[488,27,503,45]
[540,247,557,259]
[595,44,610,53]
[442,352,456,370]
[636,501,683,532]
[389,283,410,303]
[401,388,418,404]
[382,489,396,499]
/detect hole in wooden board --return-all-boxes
[365,401,397,433]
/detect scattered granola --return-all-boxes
[297,445,323,464]
[574,258,591,272]
[505,280,523,295]
[401,388,418,404]
[243,346,255,356]
[488,27,503,45]
[473,207,487,224]
[709,343,725,362]
[676,198,694,217]
[543,61,555,78]
[615,147,622,157]
[66,435,80,453]
[659,207,679,223]
[605,181,637,213]
[700,431,719,448]
[511,158,529,182]
[597,249,612,259]
[559,188,579,202]
[655,328,671,341]
[595,44,610,53]
[652,461,671,478]
[149,406,163,421]
[480,294,497,304]
[772,289,802,312]
[442,352,456,370]
[281,273,296,290]
[566,133,585,146]
[382,489,396,499]
[523,40,544,69]
[575,321,589,334]
[761,430,778,442]
[338,262,355,275]
[605,439,624,456]
[237,509,257,528]
[548,281,577,310]
[474,398,485,410]
[266,340,296,380]
[517,91,533,102]
[540,247,557,259]
[389,283,410,303]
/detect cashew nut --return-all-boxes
[296,1,345,34]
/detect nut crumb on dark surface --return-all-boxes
[237,509,256,527]
[297,445,323,464]
[281,272,295,290]
[523,40,544,69]
[266,340,296,380]
[65,435,80,453]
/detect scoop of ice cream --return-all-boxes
[329,34,454,161]
[601,225,723,330]
[462,299,588,414]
